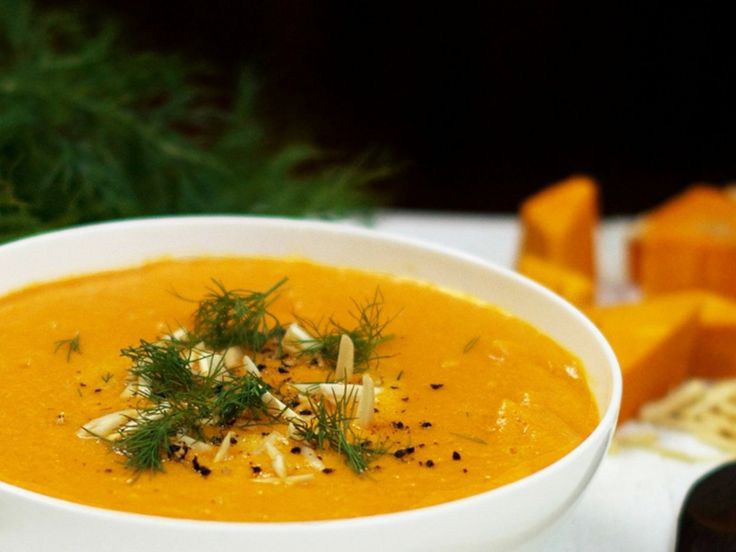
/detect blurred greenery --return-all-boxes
[0,0,387,242]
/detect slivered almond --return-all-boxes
[243,356,303,423]
[165,328,188,341]
[77,409,137,439]
[357,374,375,427]
[301,446,325,471]
[291,382,382,402]
[265,442,287,478]
[251,473,314,485]
[120,378,138,399]
[253,431,289,455]
[224,346,244,369]
[176,435,214,453]
[107,408,168,442]
[214,431,236,463]
[261,392,302,423]
[243,355,261,377]
[198,351,226,378]
[335,334,354,380]
[281,323,315,354]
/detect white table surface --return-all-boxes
[357,210,727,552]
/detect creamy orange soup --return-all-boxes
[0,257,598,521]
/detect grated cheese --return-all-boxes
[639,378,736,455]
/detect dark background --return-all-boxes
[59,2,736,213]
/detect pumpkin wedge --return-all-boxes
[628,186,736,297]
[517,254,594,306]
[586,294,701,423]
[519,175,598,279]
[677,291,736,379]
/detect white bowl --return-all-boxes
[0,217,621,552]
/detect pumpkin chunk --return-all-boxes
[586,294,701,423]
[518,175,599,278]
[517,253,594,306]
[628,185,736,296]
[673,291,736,379]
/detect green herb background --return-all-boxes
[0,0,386,243]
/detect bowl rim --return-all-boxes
[0,215,622,530]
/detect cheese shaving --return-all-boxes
[640,378,736,455]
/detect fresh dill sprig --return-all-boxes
[192,278,287,351]
[112,338,271,471]
[122,338,197,402]
[301,288,395,372]
[292,388,384,473]
[0,1,386,244]
[212,376,272,426]
[463,336,480,353]
[113,407,197,472]
[54,332,81,362]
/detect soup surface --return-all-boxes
[0,257,598,521]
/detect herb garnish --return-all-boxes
[449,432,488,445]
[54,332,81,362]
[111,337,271,471]
[302,288,395,372]
[192,278,287,351]
[291,388,384,474]
[463,336,480,353]
[83,279,393,476]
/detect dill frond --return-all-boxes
[463,336,480,353]
[193,278,286,351]
[113,336,272,470]
[54,332,81,362]
[113,408,195,472]
[291,387,384,473]
[301,288,395,372]
[212,376,271,426]
[122,339,197,402]
[0,1,386,244]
